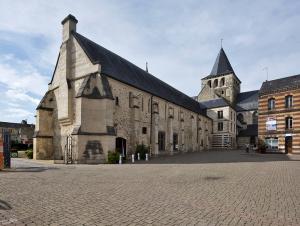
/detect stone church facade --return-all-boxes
[197,48,259,149]
[33,15,213,163]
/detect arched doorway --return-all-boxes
[116,137,126,159]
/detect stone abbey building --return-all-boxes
[33,15,268,163]
[34,15,213,163]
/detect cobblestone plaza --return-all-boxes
[1,151,300,225]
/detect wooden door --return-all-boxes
[285,136,293,154]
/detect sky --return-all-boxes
[0,0,299,123]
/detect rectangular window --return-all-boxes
[265,137,278,150]
[285,117,293,129]
[173,133,178,151]
[268,98,275,110]
[285,95,293,108]
[115,96,119,106]
[218,122,223,131]
[218,110,223,119]
[142,127,147,134]
[158,131,165,151]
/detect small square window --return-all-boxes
[142,127,147,134]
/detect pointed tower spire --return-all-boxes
[210,48,234,76]
[146,62,148,72]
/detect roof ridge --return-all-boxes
[72,32,206,115]
[74,32,193,97]
[262,73,300,83]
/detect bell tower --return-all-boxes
[198,48,241,104]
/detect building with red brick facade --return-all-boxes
[258,74,300,153]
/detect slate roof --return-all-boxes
[199,98,230,109]
[238,124,258,137]
[202,48,240,83]
[0,121,35,128]
[73,32,206,116]
[235,90,259,111]
[259,74,300,96]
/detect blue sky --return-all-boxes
[0,0,300,123]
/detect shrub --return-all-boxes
[135,144,149,160]
[25,149,33,159]
[107,151,119,164]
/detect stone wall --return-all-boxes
[110,78,212,155]
[198,73,240,104]
[34,17,213,163]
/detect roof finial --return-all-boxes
[146,62,148,72]
[221,38,223,48]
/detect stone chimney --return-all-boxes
[61,14,78,42]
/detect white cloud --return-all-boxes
[0,0,299,100]
[0,55,48,96]
[5,89,40,105]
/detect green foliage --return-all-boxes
[135,144,149,160]
[25,149,33,159]
[107,151,119,164]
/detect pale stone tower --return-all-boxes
[198,48,241,104]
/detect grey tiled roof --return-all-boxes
[0,121,35,128]
[236,90,259,111]
[73,32,206,116]
[202,48,241,83]
[199,98,230,109]
[238,124,258,137]
[259,74,300,96]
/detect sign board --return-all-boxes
[266,117,277,131]
[285,133,293,137]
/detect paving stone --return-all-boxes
[0,150,299,225]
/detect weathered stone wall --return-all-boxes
[206,106,236,135]
[237,110,257,125]
[198,73,240,104]
[34,16,213,163]
[109,78,212,155]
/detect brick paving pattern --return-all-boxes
[0,151,300,225]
